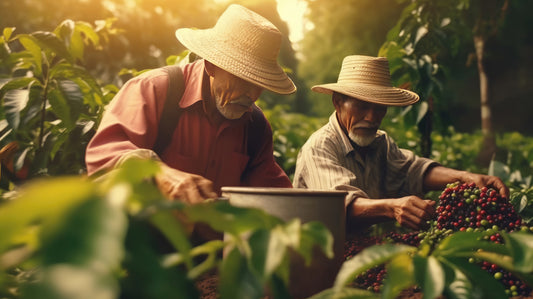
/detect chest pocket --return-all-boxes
[211,151,249,189]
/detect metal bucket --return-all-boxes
[221,187,347,298]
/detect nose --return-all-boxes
[364,106,386,124]
[246,84,263,101]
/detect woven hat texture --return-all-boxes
[312,55,419,106]
[175,4,296,95]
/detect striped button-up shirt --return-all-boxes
[293,112,438,206]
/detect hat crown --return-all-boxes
[337,55,392,87]
[214,4,281,62]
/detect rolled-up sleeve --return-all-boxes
[384,138,439,197]
[85,71,167,175]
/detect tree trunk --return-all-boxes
[474,34,497,166]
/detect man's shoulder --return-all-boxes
[302,120,342,151]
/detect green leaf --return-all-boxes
[3,27,16,41]
[17,34,43,75]
[185,201,282,236]
[48,87,73,129]
[4,89,30,130]
[434,231,509,257]
[299,221,334,263]
[58,79,83,124]
[443,257,507,299]
[21,265,118,299]
[382,253,415,299]
[0,77,36,95]
[413,255,445,299]
[149,210,193,270]
[219,247,263,299]
[442,264,475,299]
[333,244,416,290]
[249,228,287,281]
[120,220,199,299]
[505,232,533,272]
[31,31,74,63]
[0,177,96,263]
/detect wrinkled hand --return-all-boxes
[463,172,510,198]
[392,196,436,230]
[154,162,218,204]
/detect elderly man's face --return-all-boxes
[333,93,387,147]
[208,64,263,120]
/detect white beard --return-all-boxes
[215,97,251,120]
[348,131,376,147]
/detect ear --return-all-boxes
[204,60,217,77]
[332,92,343,111]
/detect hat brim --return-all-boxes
[311,83,419,107]
[176,28,296,95]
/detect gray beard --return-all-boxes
[348,131,376,147]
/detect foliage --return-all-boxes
[298,0,407,117]
[0,20,118,187]
[0,158,333,299]
[261,101,328,180]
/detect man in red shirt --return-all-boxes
[86,4,296,204]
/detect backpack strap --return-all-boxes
[153,65,185,156]
[246,105,267,162]
[153,64,266,165]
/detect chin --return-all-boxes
[349,133,375,147]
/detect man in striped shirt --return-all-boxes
[293,55,509,230]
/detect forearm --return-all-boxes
[347,197,394,228]
[423,165,468,192]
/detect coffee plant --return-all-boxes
[334,182,533,299]
[0,158,333,299]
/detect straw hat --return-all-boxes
[175,4,296,95]
[312,55,419,106]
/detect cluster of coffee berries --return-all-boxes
[344,235,383,260]
[352,265,386,293]
[436,182,522,232]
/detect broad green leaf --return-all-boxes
[307,287,379,299]
[21,265,117,299]
[382,253,414,299]
[101,158,161,186]
[17,35,42,75]
[333,244,416,290]
[299,221,334,263]
[442,264,476,299]
[3,27,15,41]
[443,257,507,299]
[504,232,533,272]
[74,21,100,47]
[58,79,83,125]
[416,101,428,124]
[0,177,95,263]
[268,273,291,299]
[48,88,73,129]
[434,231,509,257]
[119,220,199,299]
[149,210,193,270]
[185,201,282,236]
[219,247,263,299]
[31,31,73,63]
[413,255,445,299]
[4,89,30,130]
[249,228,286,281]
[0,77,37,94]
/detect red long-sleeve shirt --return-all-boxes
[85,59,291,192]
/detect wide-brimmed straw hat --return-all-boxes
[175,4,296,95]
[312,55,419,106]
